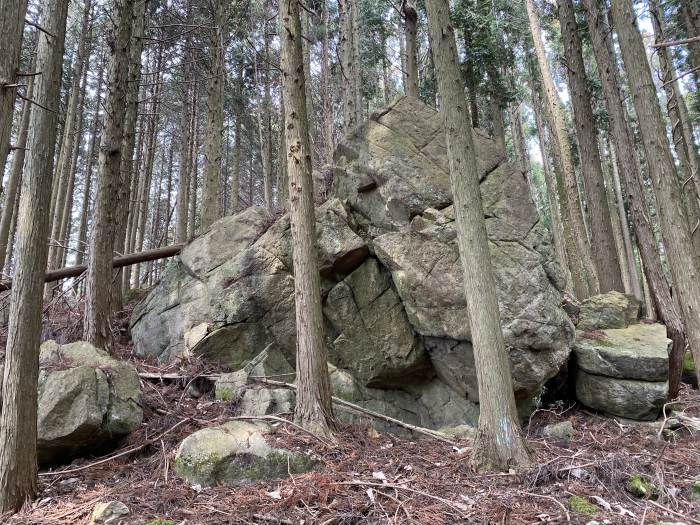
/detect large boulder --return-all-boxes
[175,421,316,486]
[131,96,573,428]
[36,341,142,464]
[573,324,670,420]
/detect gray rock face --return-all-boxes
[175,421,315,487]
[36,341,142,464]
[575,370,667,421]
[131,96,573,428]
[577,291,641,331]
[573,323,670,421]
[574,324,670,381]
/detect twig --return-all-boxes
[651,35,700,48]
[17,92,56,114]
[233,414,334,447]
[24,18,57,38]
[521,491,570,522]
[333,480,467,516]
[250,377,459,446]
[647,499,700,524]
[38,418,190,477]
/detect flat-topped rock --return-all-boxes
[574,323,670,381]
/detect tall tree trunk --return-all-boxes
[649,0,700,261]
[558,0,623,293]
[48,0,93,270]
[608,141,642,298]
[489,95,506,157]
[280,0,336,437]
[76,52,106,267]
[680,0,700,95]
[340,0,357,133]
[321,0,334,163]
[525,0,599,298]
[528,55,588,298]
[611,0,700,388]
[583,0,687,395]
[188,110,199,237]
[201,0,227,229]
[83,0,135,349]
[0,0,29,175]
[426,0,531,471]
[403,0,419,97]
[463,31,479,128]
[532,85,571,288]
[0,0,68,510]
[113,0,145,306]
[0,71,34,275]
[176,76,195,242]
[351,0,362,125]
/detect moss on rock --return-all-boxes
[627,474,658,499]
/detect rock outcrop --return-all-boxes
[175,421,315,486]
[573,323,670,420]
[131,96,574,429]
[36,341,142,464]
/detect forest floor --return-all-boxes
[2,300,700,525]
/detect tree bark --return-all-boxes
[83,0,135,349]
[0,0,68,510]
[558,0,623,293]
[280,0,336,437]
[680,0,700,95]
[426,0,531,471]
[403,0,419,98]
[201,0,227,229]
[340,0,357,133]
[321,0,334,163]
[525,0,599,298]
[611,0,700,388]
[0,0,29,175]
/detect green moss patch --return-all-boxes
[147,520,176,525]
[626,474,658,499]
[568,496,598,515]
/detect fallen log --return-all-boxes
[0,243,185,291]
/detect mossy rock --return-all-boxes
[691,480,700,502]
[147,520,176,525]
[627,474,658,499]
[568,495,598,516]
[175,421,317,487]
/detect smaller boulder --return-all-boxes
[175,421,316,487]
[91,501,130,523]
[214,370,248,402]
[37,341,142,465]
[239,387,294,416]
[543,420,575,441]
[577,291,640,331]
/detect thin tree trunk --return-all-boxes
[76,52,106,267]
[525,0,599,298]
[0,0,68,510]
[176,75,195,242]
[188,110,199,237]
[83,0,135,349]
[403,0,419,98]
[280,0,336,437]
[528,55,587,298]
[608,138,642,298]
[611,0,700,388]
[351,0,362,126]
[558,0,624,293]
[463,31,479,128]
[321,0,334,163]
[532,85,571,288]
[340,0,356,133]
[0,0,29,175]
[680,0,700,95]
[0,72,34,274]
[490,95,506,157]
[426,0,531,471]
[201,0,227,229]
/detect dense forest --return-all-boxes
[0,0,699,520]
